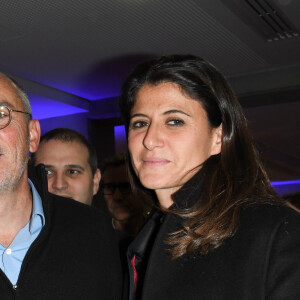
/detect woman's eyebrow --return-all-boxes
[163,109,191,117]
[130,110,191,119]
[130,113,148,119]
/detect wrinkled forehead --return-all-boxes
[0,75,23,109]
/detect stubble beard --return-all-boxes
[0,137,30,193]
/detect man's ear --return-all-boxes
[210,123,222,156]
[29,119,41,153]
[93,168,101,195]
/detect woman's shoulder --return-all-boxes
[239,201,300,235]
[242,201,299,217]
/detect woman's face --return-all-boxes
[128,82,222,202]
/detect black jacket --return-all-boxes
[0,165,123,299]
[127,174,300,300]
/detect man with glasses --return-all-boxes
[0,73,122,299]
[96,154,149,300]
[97,154,147,236]
[31,128,101,206]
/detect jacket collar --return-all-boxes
[173,171,204,209]
[28,164,50,223]
[28,164,48,196]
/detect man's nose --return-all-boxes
[112,187,124,202]
[51,174,68,191]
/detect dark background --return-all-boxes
[0,0,299,194]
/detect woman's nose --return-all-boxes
[143,123,164,150]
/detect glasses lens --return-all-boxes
[0,106,10,129]
[102,182,131,195]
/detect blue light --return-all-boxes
[271,179,300,196]
[271,180,300,186]
[114,125,127,154]
[42,83,118,101]
[29,93,88,120]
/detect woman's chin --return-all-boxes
[139,176,166,190]
[140,178,180,193]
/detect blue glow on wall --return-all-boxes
[40,83,118,101]
[271,179,300,186]
[114,125,127,154]
[271,179,300,196]
[29,94,88,120]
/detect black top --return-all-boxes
[126,172,300,300]
[0,165,123,300]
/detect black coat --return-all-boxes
[127,175,300,300]
[0,165,123,300]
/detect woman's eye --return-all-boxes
[167,119,184,126]
[131,120,149,129]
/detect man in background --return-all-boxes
[95,154,150,297]
[95,154,147,236]
[0,73,122,299]
[31,128,101,206]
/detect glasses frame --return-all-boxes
[0,105,32,130]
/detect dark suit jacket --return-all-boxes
[0,165,123,300]
[127,175,300,300]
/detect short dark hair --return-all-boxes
[32,128,98,174]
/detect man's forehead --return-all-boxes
[44,163,86,171]
[48,139,88,152]
[0,75,17,90]
[37,139,90,165]
[0,75,22,107]
[42,139,87,153]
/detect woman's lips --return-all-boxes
[142,158,170,166]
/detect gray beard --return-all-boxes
[0,158,28,193]
[0,136,30,193]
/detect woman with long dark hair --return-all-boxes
[119,55,300,300]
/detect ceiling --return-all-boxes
[0,0,299,182]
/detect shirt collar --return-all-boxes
[28,178,45,233]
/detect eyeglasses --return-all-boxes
[0,105,32,130]
[101,182,131,195]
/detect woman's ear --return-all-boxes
[28,119,41,153]
[210,124,222,156]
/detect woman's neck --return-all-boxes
[155,186,180,210]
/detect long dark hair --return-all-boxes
[119,55,279,259]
